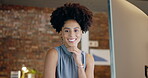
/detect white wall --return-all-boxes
[81,32,89,53]
[110,0,148,78]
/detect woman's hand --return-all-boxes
[67,46,83,66]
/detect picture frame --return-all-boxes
[90,49,110,65]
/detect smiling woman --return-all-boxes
[43,3,94,78]
[0,0,111,78]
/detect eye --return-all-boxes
[74,29,79,32]
[64,30,69,32]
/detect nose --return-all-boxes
[69,31,75,37]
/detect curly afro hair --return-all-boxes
[50,3,93,33]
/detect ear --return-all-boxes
[80,30,83,35]
[59,31,63,38]
[59,31,62,35]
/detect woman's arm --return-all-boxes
[77,53,94,78]
[67,47,94,78]
[43,49,58,78]
[85,54,94,78]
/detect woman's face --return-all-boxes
[60,20,82,47]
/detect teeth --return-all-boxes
[68,39,76,42]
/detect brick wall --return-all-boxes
[0,5,110,78]
[90,12,109,49]
[90,12,110,78]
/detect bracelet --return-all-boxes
[77,64,84,68]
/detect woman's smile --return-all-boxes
[68,38,77,42]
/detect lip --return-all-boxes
[67,38,77,43]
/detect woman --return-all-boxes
[44,3,94,78]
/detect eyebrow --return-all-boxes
[63,27,80,29]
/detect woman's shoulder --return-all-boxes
[86,53,94,65]
[46,48,58,57]
[86,53,93,59]
[47,45,62,54]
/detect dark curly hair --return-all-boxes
[50,3,93,33]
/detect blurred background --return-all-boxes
[0,0,110,78]
[0,0,147,78]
